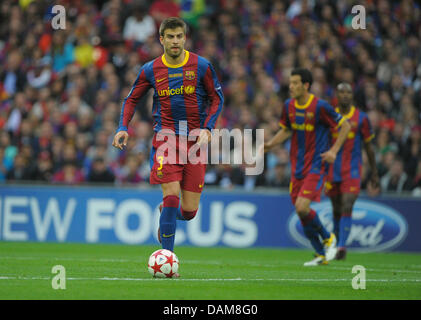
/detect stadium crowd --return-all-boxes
[0,0,420,196]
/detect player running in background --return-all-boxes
[262,68,351,266]
[112,18,223,268]
[325,83,380,260]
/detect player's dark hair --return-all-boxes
[291,68,313,88]
[159,17,187,37]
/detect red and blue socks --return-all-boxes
[176,207,198,221]
[160,195,179,252]
[300,209,330,256]
[338,213,352,248]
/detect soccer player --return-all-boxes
[112,17,223,269]
[262,68,351,266]
[325,83,379,260]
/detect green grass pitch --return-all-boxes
[0,241,420,300]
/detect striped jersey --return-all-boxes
[279,94,345,179]
[326,106,374,182]
[117,50,224,135]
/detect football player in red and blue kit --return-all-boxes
[112,18,223,275]
[325,83,379,260]
[263,68,351,266]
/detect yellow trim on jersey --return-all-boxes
[335,117,346,129]
[335,106,356,119]
[161,50,190,68]
[295,94,314,109]
[279,122,287,129]
[364,133,375,142]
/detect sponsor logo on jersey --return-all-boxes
[169,73,183,78]
[157,85,196,97]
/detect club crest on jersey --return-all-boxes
[185,70,195,80]
[306,112,314,119]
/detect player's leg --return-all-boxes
[336,192,358,259]
[295,174,337,264]
[295,196,327,258]
[179,189,201,220]
[330,193,342,241]
[159,181,181,252]
[178,160,206,220]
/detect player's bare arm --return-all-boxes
[321,120,351,163]
[364,140,380,196]
[195,129,212,147]
[112,131,129,150]
[263,127,291,153]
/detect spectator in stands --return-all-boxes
[52,160,85,185]
[0,0,420,197]
[87,156,115,183]
[117,153,143,185]
[6,152,33,181]
[380,157,412,193]
[267,163,290,188]
[123,4,156,45]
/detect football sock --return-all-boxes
[302,224,325,256]
[176,208,185,220]
[333,217,340,241]
[338,213,352,248]
[160,195,179,252]
[176,208,198,221]
[300,211,325,256]
[303,209,331,240]
[180,207,198,221]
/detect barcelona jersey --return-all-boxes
[279,94,345,179]
[326,106,374,182]
[117,50,224,135]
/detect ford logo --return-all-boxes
[287,199,408,252]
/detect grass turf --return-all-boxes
[0,241,420,300]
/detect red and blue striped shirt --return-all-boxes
[326,106,374,182]
[117,50,224,135]
[279,94,345,179]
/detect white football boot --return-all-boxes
[323,233,338,261]
[303,254,328,266]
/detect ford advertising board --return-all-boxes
[0,185,419,252]
[287,199,408,252]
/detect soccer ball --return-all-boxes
[148,249,179,278]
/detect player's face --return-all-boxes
[160,27,186,59]
[337,88,353,106]
[289,75,308,99]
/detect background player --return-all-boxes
[262,68,351,266]
[325,83,380,260]
[112,18,224,269]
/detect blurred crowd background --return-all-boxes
[1,0,421,196]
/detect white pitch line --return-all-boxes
[0,276,420,283]
[2,256,420,275]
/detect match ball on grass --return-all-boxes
[148,249,179,278]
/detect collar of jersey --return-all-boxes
[335,105,355,119]
[294,94,314,109]
[161,50,189,68]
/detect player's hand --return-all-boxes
[257,143,271,155]
[112,131,129,150]
[367,173,380,196]
[196,129,211,147]
[320,149,337,164]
